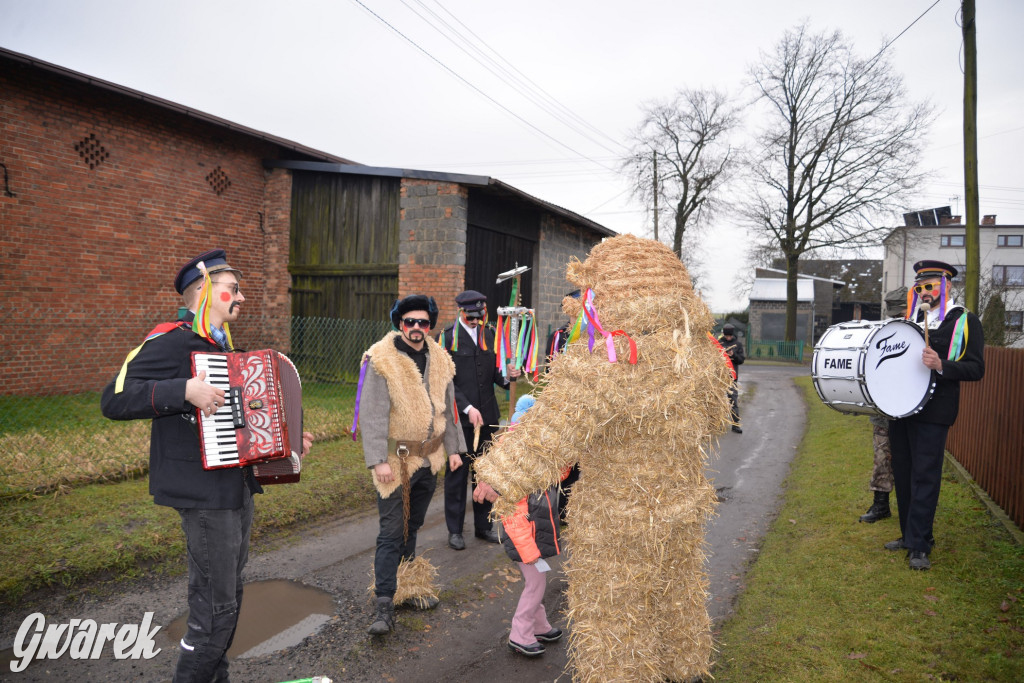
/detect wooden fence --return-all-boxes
[946,346,1024,531]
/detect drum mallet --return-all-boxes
[919,303,931,347]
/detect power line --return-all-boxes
[400,0,624,155]
[870,0,944,63]
[426,0,625,152]
[349,0,619,173]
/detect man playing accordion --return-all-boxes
[101,248,312,682]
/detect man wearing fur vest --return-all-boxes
[357,294,467,636]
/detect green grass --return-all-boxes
[0,384,358,498]
[713,376,1024,682]
[0,435,375,606]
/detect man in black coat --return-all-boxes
[101,249,312,682]
[718,324,745,433]
[885,260,985,570]
[438,290,519,549]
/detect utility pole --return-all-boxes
[652,151,659,242]
[963,0,980,310]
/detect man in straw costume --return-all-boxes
[884,260,984,570]
[475,234,733,681]
[355,294,466,635]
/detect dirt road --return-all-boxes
[1,364,806,683]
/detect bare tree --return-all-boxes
[954,271,1024,347]
[622,88,738,269]
[744,23,933,341]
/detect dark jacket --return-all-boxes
[909,306,985,426]
[501,484,563,564]
[718,334,745,378]
[546,323,570,361]
[438,322,509,427]
[101,318,261,509]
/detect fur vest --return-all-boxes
[364,332,457,498]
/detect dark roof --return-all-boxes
[770,258,883,303]
[264,160,616,238]
[1,46,356,165]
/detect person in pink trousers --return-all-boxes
[475,394,566,656]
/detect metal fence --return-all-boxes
[0,317,393,499]
[946,346,1024,531]
[747,339,806,363]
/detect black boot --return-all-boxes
[859,491,891,523]
[367,597,395,635]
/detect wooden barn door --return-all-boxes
[466,191,538,314]
[465,226,535,313]
[289,171,400,321]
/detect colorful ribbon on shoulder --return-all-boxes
[350,354,370,441]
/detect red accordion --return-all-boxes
[191,349,304,485]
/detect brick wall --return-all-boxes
[0,61,292,394]
[398,179,468,327]
[536,215,602,335]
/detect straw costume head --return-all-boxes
[475,234,733,682]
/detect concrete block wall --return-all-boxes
[398,179,468,326]
[536,215,602,335]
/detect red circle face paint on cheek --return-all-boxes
[219,291,232,302]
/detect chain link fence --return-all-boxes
[0,317,393,500]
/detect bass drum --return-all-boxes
[812,319,935,419]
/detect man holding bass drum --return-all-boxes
[885,260,984,570]
[812,259,984,571]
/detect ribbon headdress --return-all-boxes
[192,261,233,350]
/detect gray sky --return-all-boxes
[2,0,1021,312]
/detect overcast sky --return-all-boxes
[2,0,1022,312]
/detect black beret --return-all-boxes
[174,249,242,294]
[913,260,957,281]
[390,294,439,330]
[455,290,487,317]
[722,324,735,335]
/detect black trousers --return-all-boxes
[727,382,740,424]
[888,418,948,553]
[444,421,496,534]
[374,466,436,598]
[173,486,253,683]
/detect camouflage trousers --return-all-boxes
[870,422,894,492]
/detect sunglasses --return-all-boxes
[402,318,431,329]
[913,282,941,294]
[210,280,241,295]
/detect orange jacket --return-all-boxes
[500,467,570,564]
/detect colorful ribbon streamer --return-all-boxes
[578,288,638,365]
[350,354,370,441]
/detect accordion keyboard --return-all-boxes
[193,353,243,467]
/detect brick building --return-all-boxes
[0,47,612,395]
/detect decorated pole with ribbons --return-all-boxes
[495,264,540,424]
